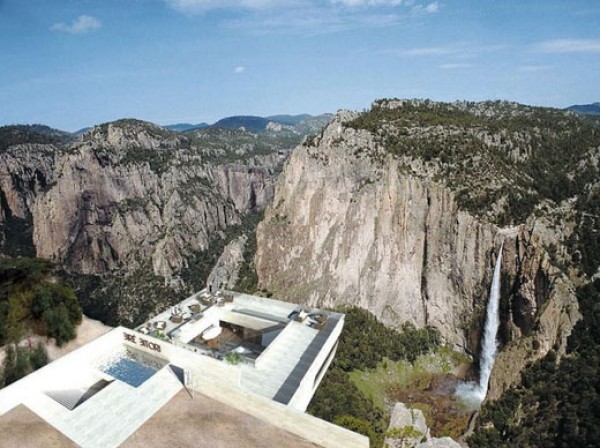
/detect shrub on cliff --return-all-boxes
[0,257,81,346]
[0,342,48,387]
[308,307,440,447]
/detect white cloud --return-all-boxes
[385,43,505,57]
[425,2,439,13]
[517,65,552,72]
[51,15,102,34]
[234,66,246,73]
[165,0,439,13]
[412,2,439,14]
[329,0,407,6]
[536,39,600,53]
[329,0,440,13]
[165,0,299,12]
[226,9,411,35]
[396,46,457,56]
[165,0,441,34]
[440,62,472,69]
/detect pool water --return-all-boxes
[101,353,158,388]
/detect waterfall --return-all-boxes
[477,243,503,397]
[456,243,503,407]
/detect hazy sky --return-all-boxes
[1,0,599,131]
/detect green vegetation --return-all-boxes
[181,210,264,294]
[1,342,48,388]
[233,218,260,294]
[0,258,75,389]
[67,259,179,328]
[350,352,456,409]
[225,352,241,364]
[348,351,473,440]
[122,147,175,175]
[308,307,440,447]
[0,124,72,152]
[0,257,81,346]
[385,425,424,445]
[346,99,600,229]
[575,186,600,276]
[340,99,600,446]
[469,280,600,447]
[185,126,300,164]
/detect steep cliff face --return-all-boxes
[206,235,248,291]
[256,114,495,349]
[30,141,272,277]
[0,142,63,256]
[0,120,289,324]
[256,102,588,396]
[488,223,581,399]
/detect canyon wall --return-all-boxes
[255,110,581,395]
[0,120,284,324]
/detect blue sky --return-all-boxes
[1,0,599,131]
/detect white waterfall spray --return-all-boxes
[456,243,503,407]
[477,242,503,396]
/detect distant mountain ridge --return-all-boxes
[0,124,74,151]
[166,113,333,134]
[212,115,272,133]
[2,113,332,138]
[566,102,600,115]
[164,122,209,132]
[265,114,313,126]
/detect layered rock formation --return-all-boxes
[256,113,495,349]
[206,235,248,291]
[0,120,290,324]
[256,101,589,397]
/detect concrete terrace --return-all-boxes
[0,290,367,448]
[135,289,344,408]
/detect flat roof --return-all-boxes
[0,405,78,448]
[135,289,345,404]
[122,389,320,448]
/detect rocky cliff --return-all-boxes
[256,100,598,397]
[0,120,295,325]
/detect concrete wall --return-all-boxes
[288,315,345,411]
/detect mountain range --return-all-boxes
[48,113,331,137]
[565,102,600,115]
[165,113,331,134]
[1,99,600,447]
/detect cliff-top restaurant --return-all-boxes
[0,289,368,448]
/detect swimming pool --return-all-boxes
[101,351,159,388]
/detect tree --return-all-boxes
[42,305,76,347]
[30,342,48,370]
[385,426,424,448]
[14,346,32,381]
[2,344,17,385]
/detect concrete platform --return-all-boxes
[122,390,320,448]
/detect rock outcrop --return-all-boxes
[206,235,248,291]
[416,438,462,448]
[0,120,292,324]
[385,402,461,448]
[255,103,583,397]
